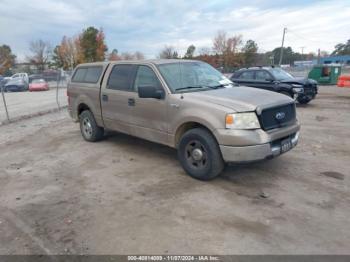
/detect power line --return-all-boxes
[287,29,336,45]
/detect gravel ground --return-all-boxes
[0,86,349,255]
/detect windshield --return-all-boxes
[269,68,294,81]
[157,61,232,92]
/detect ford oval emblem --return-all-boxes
[275,112,286,120]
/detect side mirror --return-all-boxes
[138,85,164,99]
[265,77,274,82]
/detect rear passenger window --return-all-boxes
[85,67,103,83]
[239,71,255,80]
[107,65,135,91]
[72,68,87,82]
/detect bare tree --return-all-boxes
[212,31,227,54]
[28,39,51,71]
[111,51,145,61]
[57,36,83,69]
[120,52,135,60]
[134,51,145,60]
[226,35,243,53]
[158,45,178,59]
[198,47,211,56]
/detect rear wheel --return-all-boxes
[79,110,104,142]
[178,128,224,180]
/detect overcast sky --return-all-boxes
[1,0,349,60]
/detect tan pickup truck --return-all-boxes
[67,60,300,180]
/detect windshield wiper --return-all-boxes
[208,84,227,89]
[175,84,228,92]
[175,85,207,92]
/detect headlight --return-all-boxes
[292,87,304,93]
[225,112,260,129]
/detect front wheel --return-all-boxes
[79,110,104,142]
[178,128,224,180]
[297,97,311,104]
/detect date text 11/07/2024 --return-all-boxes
[127,255,220,261]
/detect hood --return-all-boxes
[183,86,294,112]
[280,77,317,85]
[5,78,25,86]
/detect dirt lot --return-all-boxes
[0,86,349,255]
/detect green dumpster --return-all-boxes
[308,65,341,85]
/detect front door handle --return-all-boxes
[102,94,108,102]
[128,98,135,106]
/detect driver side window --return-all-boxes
[134,66,161,91]
[256,70,271,81]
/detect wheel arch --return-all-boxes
[174,121,218,148]
[77,103,91,117]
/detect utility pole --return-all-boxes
[317,48,321,64]
[300,46,305,55]
[278,27,287,66]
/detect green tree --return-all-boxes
[184,45,196,59]
[51,45,63,68]
[271,46,295,65]
[79,26,108,62]
[0,44,16,75]
[242,40,258,67]
[108,49,120,61]
[331,39,350,55]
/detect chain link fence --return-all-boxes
[1,65,350,125]
[284,65,350,78]
[0,70,69,125]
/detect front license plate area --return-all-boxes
[281,138,292,153]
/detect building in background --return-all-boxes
[320,55,350,65]
[294,60,317,67]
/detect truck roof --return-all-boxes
[76,59,201,68]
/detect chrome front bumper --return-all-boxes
[220,132,299,163]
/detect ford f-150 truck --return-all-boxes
[67,60,300,180]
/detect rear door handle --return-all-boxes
[102,94,108,102]
[128,98,135,106]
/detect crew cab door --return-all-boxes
[100,64,137,134]
[253,70,276,92]
[129,65,168,145]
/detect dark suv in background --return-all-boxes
[230,67,318,104]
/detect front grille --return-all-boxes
[304,84,317,95]
[259,103,296,131]
[304,82,317,94]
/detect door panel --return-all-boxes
[253,70,276,91]
[130,65,168,145]
[100,64,136,134]
[101,89,134,134]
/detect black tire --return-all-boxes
[297,97,311,104]
[178,128,224,180]
[79,110,104,142]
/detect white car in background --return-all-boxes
[8,73,29,83]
